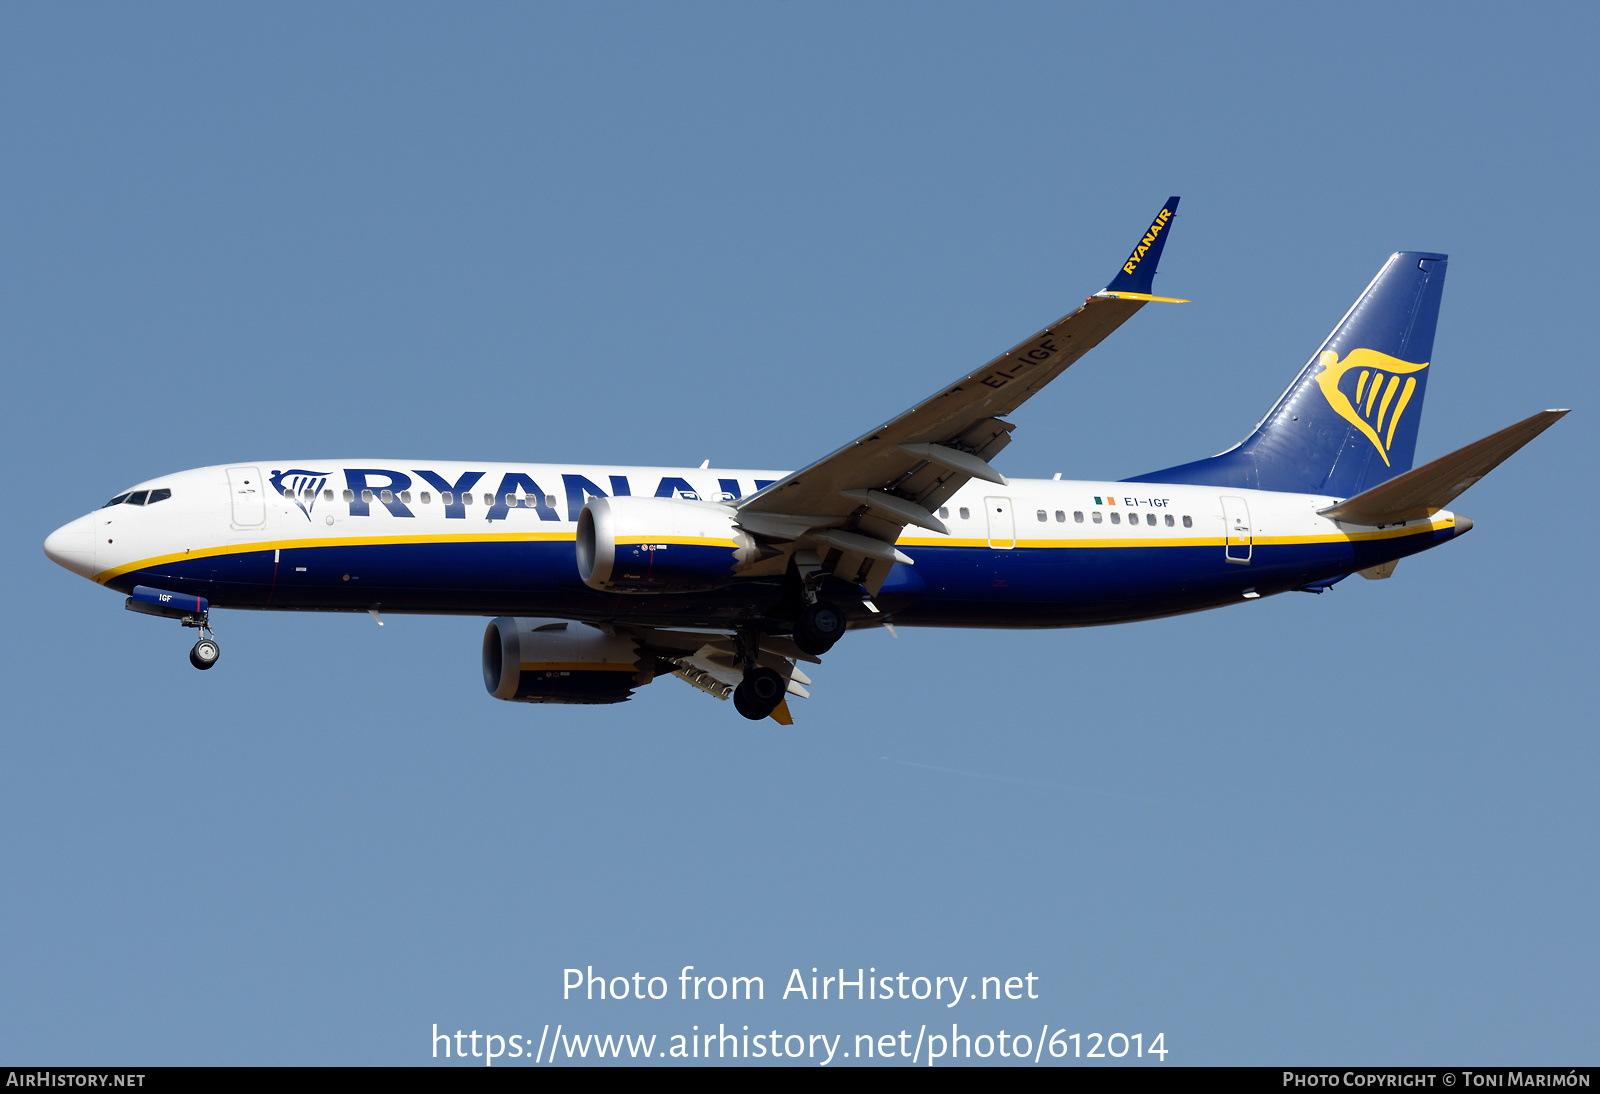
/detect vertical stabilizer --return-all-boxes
[1126,251,1447,497]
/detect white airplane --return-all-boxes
[43,198,1565,722]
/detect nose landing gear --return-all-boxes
[180,610,221,670]
[188,633,220,670]
[124,585,220,671]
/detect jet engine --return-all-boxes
[482,617,654,704]
[576,495,769,593]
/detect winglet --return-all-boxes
[1100,196,1187,301]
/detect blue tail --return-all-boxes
[1125,251,1448,498]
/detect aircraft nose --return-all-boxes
[44,514,98,579]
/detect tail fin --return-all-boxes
[1126,251,1448,497]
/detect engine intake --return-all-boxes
[576,495,762,593]
[482,617,651,704]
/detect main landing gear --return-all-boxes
[730,630,788,721]
[733,666,787,721]
[793,601,844,656]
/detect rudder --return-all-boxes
[1126,251,1447,497]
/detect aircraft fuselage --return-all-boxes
[46,460,1465,631]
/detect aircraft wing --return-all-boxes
[735,196,1186,592]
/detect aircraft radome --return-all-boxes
[44,198,1567,722]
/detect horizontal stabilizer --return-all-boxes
[1318,409,1568,525]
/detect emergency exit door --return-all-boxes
[985,496,1015,549]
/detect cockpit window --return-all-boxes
[147,488,171,504]
[125,490,150,506]
[101,493,131,508]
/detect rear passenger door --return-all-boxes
[1220,495,1251,563]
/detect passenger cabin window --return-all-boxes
[400,491,412,504]
[442,491,454,505]
[301,488,315,501]
[482,493,493,506]
[1036,510,1047,522]
[1182,515,1192,528]
[1165,514,1174,527]
[505,492,516,506]
[1092,511,1102,523]
[1055,510,1066,522]
[1146,513,1156,526]
[420,491,432,504]
[461,492,472,505]
[1110,511,1120,525]
[342,489,355,502]
[938,507,949,519]
[362,489,374,502]
[545,494,557,509]
[324,489,334,501]
[1073,511,1083,523]
[126,490,149,506]
[102,493,131,508]
[380,489,394,503]
[958,507,970,520]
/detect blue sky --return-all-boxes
[3,2,1595,1065]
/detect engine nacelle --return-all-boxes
[482,617,652,704]
[576,495,763,593]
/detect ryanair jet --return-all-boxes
[42,199,1566,723]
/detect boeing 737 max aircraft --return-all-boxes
[42,199,1567,722]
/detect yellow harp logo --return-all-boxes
[1313,348,1429,466]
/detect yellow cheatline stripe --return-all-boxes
[97,518,1453,584]
[898,519,1451,550]
[1100,291,1191,303]
[519,662,636,673]
[93,529,578,583]
[613,536,737,547]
